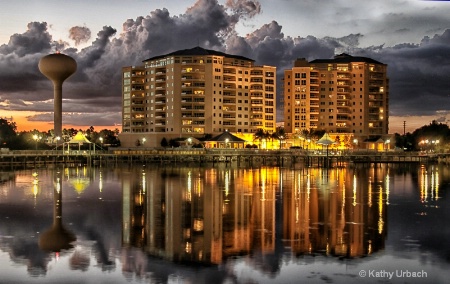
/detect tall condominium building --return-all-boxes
[283,54,389,137]
[121,47,276,145]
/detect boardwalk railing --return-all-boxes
[0,148,448,166]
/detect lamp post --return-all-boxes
[99,137,103,149]
[385,139,390,152]
[56,136,61,152]
[33,134,40,150]
[142,138,146,146]
[353,138,358,151]
[430,139,439,153]
[187,137,192,148]
[225,138,229,148]
[279,135,284,149]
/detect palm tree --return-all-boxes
[272,127,286,149]
[253,128,267,148]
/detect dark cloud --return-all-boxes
[0,22,53,56]
[0,0,449,129]
[69,26,92,46]
[226,0,262,20]
[350,29,450,116]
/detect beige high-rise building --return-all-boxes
[121,47,276,147]
[284,53,389,137]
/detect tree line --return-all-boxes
[0,118,120,150]
[1,117,449,151]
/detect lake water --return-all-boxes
[0,162,449,284]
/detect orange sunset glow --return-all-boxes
[2,110,120,132]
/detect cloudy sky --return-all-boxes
[1,0,450,133]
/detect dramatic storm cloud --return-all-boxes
[0,0,449,132]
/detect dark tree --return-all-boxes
[161,137,169,147]
[0,118,17,148]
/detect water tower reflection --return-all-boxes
[121,166,387,266]
[38,169,76,254]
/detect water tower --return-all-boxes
[38,52,77,138]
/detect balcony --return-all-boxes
[337,109,351,114]
[224,69,236,74]
[336,115,351,121]
[250,71,263,76]
[224,84,236,89]
[337,88,350,93]
[224,76,235,82]
[251,93,263,99]
[337,95,350,100]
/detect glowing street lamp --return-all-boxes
[142,138,146,145]
[33,134,41,150]
[55,136,61,152]
[225,138,229,148]
[99,137,104,148]
[384,139,390,151]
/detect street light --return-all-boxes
[279,135,284,149]
[142,138,146,146]
[99,137,103,148]
[56,136,61,152]
[385,139,390,152]
[353,138,358,150]
[33,134,40,150]
[225,138,229,148]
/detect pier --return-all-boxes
[0,148,445,168]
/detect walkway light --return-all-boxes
[33,134,40,150]
[385,139,390,151]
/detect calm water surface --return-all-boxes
[0,163,449,284]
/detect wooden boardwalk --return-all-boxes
[0,148,444,168]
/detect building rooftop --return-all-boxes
[309,53,385,65]
[143,46,254,62]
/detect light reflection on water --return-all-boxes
[0,163,449,283]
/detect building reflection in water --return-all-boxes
[122,165,389,267]
[282,167,386,258]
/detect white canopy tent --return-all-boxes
[64,131,95,154]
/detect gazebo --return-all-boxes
[205,131,247,149]
[316,133,336,156]
[64,131,95,154]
